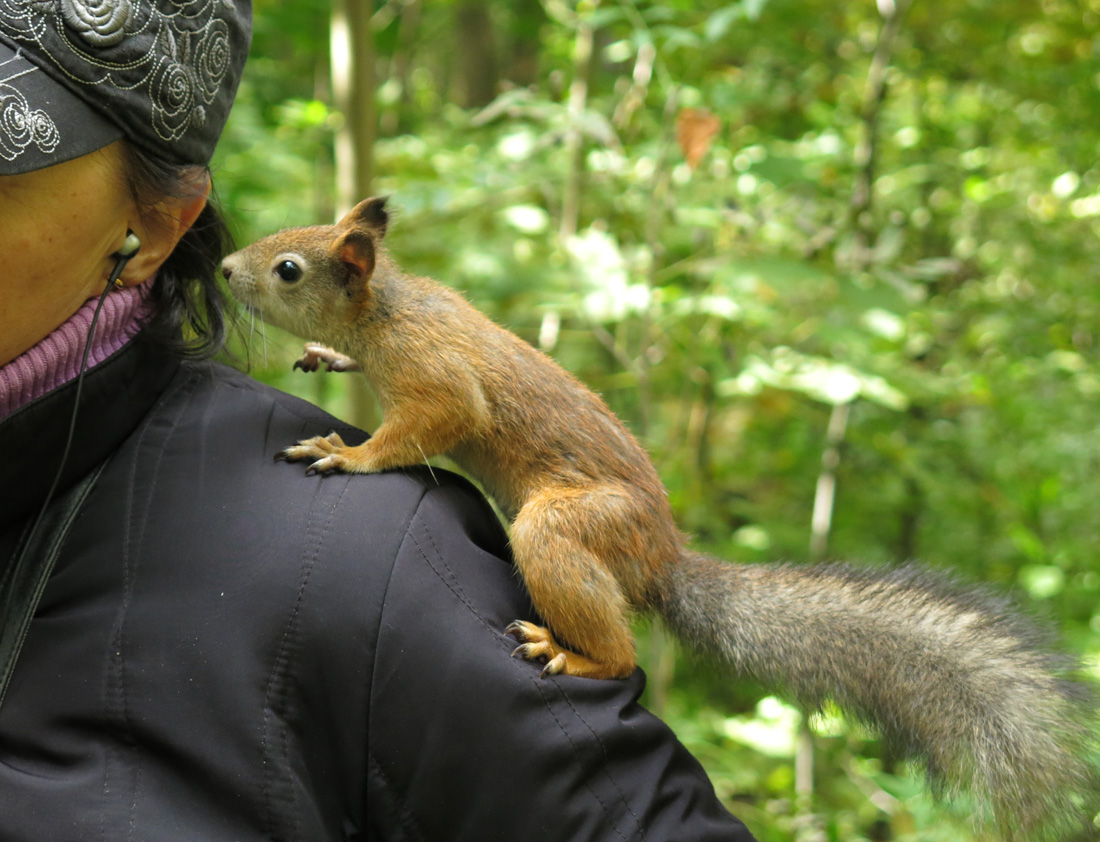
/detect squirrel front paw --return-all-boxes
[293,343,360,373]
[276,431,356,475]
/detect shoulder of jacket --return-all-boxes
[147,358,508,562]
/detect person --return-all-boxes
[0,3,756,839]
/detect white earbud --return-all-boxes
[118,230,142,258]
[109,230,142,288]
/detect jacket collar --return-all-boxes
[0,281,153,418]
[0,337,179,531]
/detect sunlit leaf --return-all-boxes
[719,697,800,758]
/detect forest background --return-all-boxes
[212,1,1100,839]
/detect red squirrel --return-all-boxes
[221,197,1099,837]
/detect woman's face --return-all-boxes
[0,142,138,366]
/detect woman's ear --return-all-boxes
[116,172,212,285]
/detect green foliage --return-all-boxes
[213,0,1100,836]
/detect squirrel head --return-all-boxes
[221,196,390,341]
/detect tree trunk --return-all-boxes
[506,0,544,87]
[381,0,422,136]
[560,2,599,242]
[454,0,498,108]
[330,0,380,430]
[331,0,376,213]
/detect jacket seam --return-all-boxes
[259,473,354,842]
[363,482,432,840]
[196,361,363,432]
[99,359,200,842]
[403,493,646,842]
[365,750,427,842]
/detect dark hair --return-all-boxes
[120,142,236,359]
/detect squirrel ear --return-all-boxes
[334,229,376,293]
[344,196,389,238]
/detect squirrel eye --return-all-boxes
[274,260,303,283]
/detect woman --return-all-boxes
[0,4,755,839]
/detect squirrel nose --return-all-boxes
[220,260,233,281]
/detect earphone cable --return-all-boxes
[12,264,127,573]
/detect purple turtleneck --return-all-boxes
[0,280,153,419]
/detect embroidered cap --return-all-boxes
[0,0,252,176]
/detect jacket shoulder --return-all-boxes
[144,358,509,572]
[98,358,511,672]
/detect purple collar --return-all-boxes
[0,280,154,419]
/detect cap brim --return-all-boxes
[0,38,124,175]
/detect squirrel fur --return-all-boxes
[222,196,1100,839]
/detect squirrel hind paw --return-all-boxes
[540,654,568,677]
[503,621,574,678]
[504,620,543,643]
[505,621,557,665]
[503,620,635,680]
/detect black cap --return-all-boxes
[0,0,252,176]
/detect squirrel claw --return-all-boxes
[505,621,567,676]
[510,643,546,663]
[540,654,567,677]
[504,620,530,640]
[306,456,344,475]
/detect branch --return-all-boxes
[809,400,852,561]
[847,0,914,271]
[559,0,600,242]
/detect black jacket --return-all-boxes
[0,337,755,841]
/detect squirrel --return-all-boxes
[221,196,1100,838]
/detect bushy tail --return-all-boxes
[661,553,1100,839]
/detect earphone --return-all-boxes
[118,230,142,257]
[108,230,142,287]
[11,230,142,580]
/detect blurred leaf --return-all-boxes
[676,107,721,169]
[722,349,910,410]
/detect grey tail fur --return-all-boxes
[660,552,1100,840]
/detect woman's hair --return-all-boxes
[120,141,236,359]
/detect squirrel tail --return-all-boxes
[660,552,1100,839]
